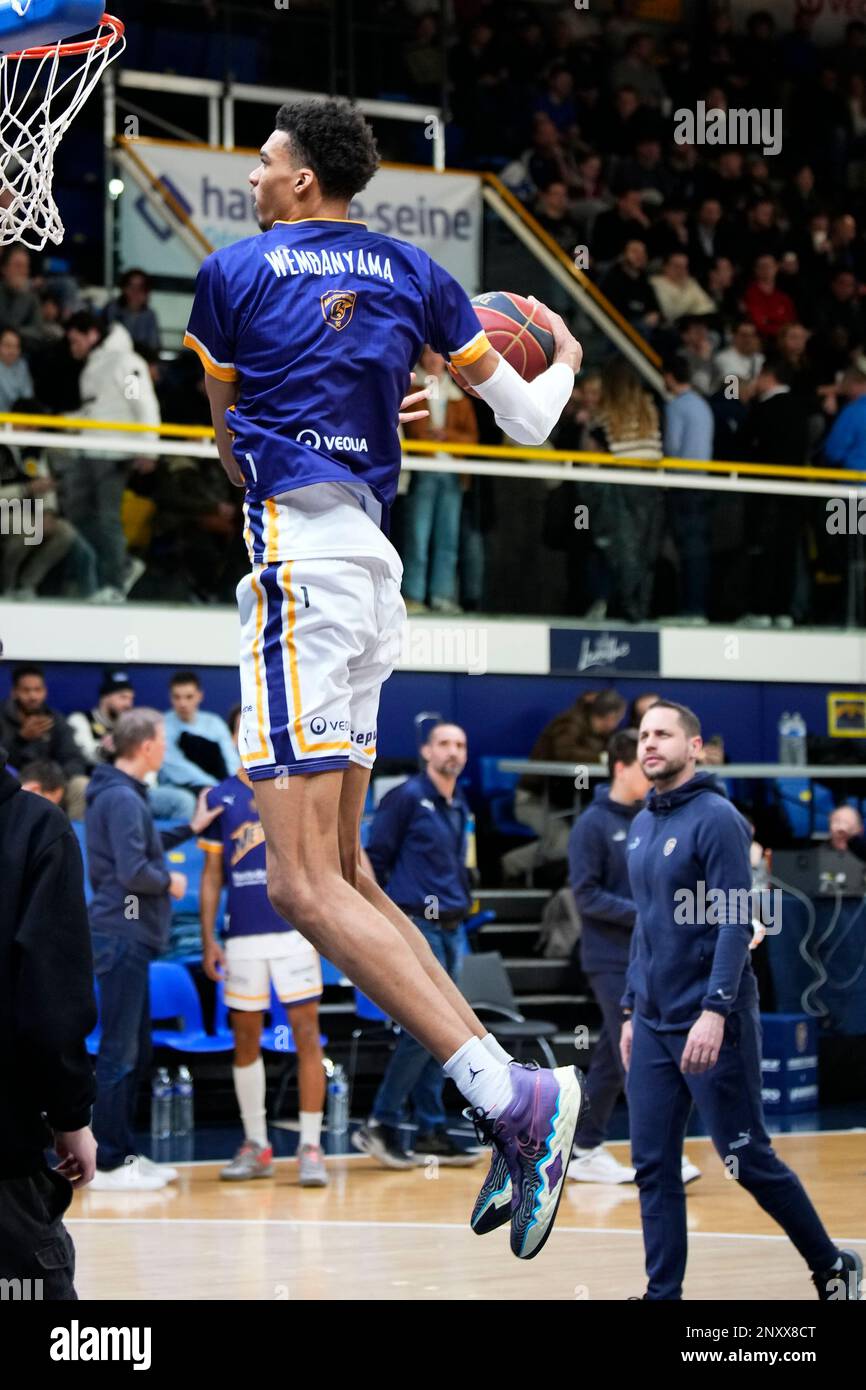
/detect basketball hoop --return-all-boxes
[0,12,125,250]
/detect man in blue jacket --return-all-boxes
[85,708,220,1191]
[621,699,862,1301]
[354,722,482,1170]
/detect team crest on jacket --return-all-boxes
[663,837,678,856]
[321,290,356,331]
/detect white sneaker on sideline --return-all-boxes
[89,1157,169,1191]
[135,1154,178,1182]
[567,1145,636,1184]
[682,1154,702,1184]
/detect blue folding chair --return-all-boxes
[149,961,232,1053]
[478,756,536,840]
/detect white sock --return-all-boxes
[233,1059,268,1147]
[444,1036,513,1118]
[831,1255,844,1272]
[482,1032,514,1066]
[299,1110,323,1148]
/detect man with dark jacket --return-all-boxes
[353,722,482,1170]
[0,665,88,818]
[740,356,809,625]
[0,741,97,1299]
[85,708,220,1190]
[568,731,645,1184]
[621,700,862,1301]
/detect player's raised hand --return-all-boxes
[526,295,583,375]
[398,370,431,424]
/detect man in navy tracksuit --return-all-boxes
[354,722,481,1170]
[622,699,862,1301]
[568,729,646,1183]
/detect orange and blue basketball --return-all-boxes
[450,291,555,392]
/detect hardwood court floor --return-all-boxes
[68,1132,866,1301]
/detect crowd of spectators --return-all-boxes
[0,254,248,606]
[6,3,866,624]
[0,663,239,822]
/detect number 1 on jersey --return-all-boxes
[244,452,257,482]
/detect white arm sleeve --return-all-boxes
[471,355,575,446]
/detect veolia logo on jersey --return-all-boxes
[296,428,368,454]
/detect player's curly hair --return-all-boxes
[275,97,379,201]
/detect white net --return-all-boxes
[0,13,124,250]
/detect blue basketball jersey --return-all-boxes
[183,218,489,525]
[199,775,292,939]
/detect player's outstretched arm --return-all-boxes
[204,375,245,487]
[459,297,582,447]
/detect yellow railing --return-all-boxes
[2,411,864,484]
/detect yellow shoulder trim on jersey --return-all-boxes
[449,330,491,368]
[183,332,238,383]
[198,838,223,854]
[272,217,368,227]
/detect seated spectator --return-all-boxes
[159,670,240,800]
[649,251,715,325]
[403,10,443,104]
[776,321,825,424]
[605,86,661,157]
[713,320,765,401]
[0,327,33,412]
[591,187,652,265]
[825,212,866,280]
[104,268,161,355]
[401,344,478,615]
[616,137,677,205]
[823,364,866,471]
[688,197,730,279]
[647,201,690,260]
[776,249,816,325]
[574,151,608,202]
[705,255,739,318]
[532,181,580,254]
[502,688,627,880]
[609,32,668,108]
[0,445,75,599]
[599,239,659,333]
[19,759,67,807]
[811,269,866,375]
[61,312,160,603]
[782,163,821,227]
[0,245,44,352]
[526,114,581,198]
[0,665,88,818]
[143,455,246,604]
[742,255,797,339]
[697,148,748,214]
[678,317,716,396]
[37,288,66,343]
[533,64,579,138]
[730,198,785,271]
[68,668,135,770]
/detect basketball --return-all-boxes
[449,291,555,392]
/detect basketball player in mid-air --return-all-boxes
[185,97,583,1259]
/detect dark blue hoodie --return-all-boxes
[623,772,758,1030]
[85,764,193,952]
[568,784,640,973]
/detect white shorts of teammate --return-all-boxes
[223,931,323,1011]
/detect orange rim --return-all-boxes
[3,13,124,61]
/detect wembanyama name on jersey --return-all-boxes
[183,218,490,530]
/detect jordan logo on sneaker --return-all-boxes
[467,1064,485,1083]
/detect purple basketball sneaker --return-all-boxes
[469,1063,586,1258]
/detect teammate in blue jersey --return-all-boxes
[199,707,327,1187]
[186,97,584,1259]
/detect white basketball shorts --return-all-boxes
[236,555,405,780]
[223,932,323,1011]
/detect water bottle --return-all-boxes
[777,711,793,764]
[327,1063,349,1138]
[173,1065,194,1137]
[150,1067,173,1141]
[789,712,808,767]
